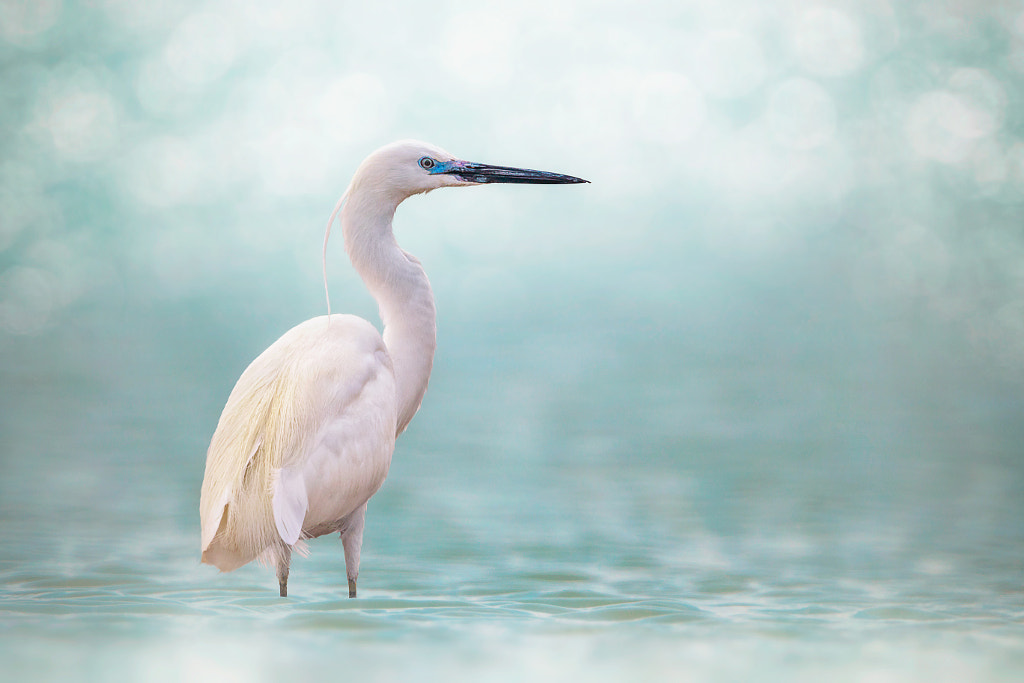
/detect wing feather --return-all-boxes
[272,465,308,546]
[199,315,396,569]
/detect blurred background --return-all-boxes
[1,0,1023,680]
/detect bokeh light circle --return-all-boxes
[693,30,767,99]
[792,7,865,77]
[767,78,837,150]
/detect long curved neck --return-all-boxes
[341,188,436,434]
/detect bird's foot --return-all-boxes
[348,578,357,599]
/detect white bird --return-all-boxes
[199,140,587,597]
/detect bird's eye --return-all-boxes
[418,157,436,170]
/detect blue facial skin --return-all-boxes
[420,157,454,175]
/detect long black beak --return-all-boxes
[444,161,589,185]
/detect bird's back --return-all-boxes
[200,315,397,571]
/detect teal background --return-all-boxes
[2,1,1023,680]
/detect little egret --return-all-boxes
[199,140,587,597]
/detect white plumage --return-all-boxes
[199,140,586,597]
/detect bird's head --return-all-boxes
[350,140,588,200]
[324,140,588,315]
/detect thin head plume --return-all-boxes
[323,192,348,318]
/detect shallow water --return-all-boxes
[2,300,1023,681]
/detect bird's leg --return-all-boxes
[276,545,291,598]
[340,503,367,598]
